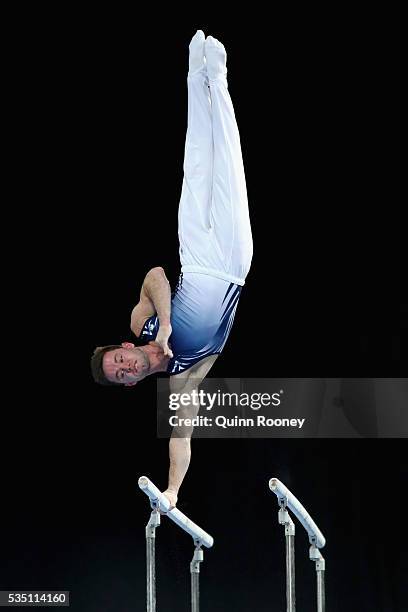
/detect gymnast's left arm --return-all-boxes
[130,267,173,356]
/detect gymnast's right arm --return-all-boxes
[161,376,203,509]
[164,402,199,509]
[130,267,172,356]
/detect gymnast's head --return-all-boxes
[91,341,169,386]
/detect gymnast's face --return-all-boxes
[102,343,150,386]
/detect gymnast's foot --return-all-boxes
[205,35,227,81]
[188,29,206,75]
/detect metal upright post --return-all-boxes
[146,508,160,612]
[190,544,204,612]
[310,544,325,612]
[278,499,296,612]
[317,565,325,612]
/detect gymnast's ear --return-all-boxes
[121,342,135,349]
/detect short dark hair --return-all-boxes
[91,345,122,386]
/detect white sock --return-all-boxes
[205,36,227,81]
[189,30,206,74]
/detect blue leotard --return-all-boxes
[138,272,242,375]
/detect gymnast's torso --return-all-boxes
[137,272,242,375]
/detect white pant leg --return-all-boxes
[208,75,253,283]
[178,68,214,267]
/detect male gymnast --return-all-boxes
[91,31,253,508]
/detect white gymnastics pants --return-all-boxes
[178,67,253,286]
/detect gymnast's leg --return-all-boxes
[205,36,253,284]
[178,31,213,266]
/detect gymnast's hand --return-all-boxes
[151,323,173,358]
[162,488,178,511]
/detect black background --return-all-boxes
[2,11,407,612]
